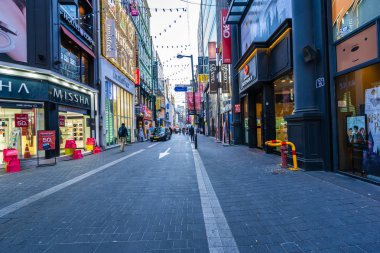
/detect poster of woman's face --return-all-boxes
[0,0,27,63]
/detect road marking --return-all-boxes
[147,143,159,148]
[159,148,171,159]
[192,145,239,253]
[0,149,145,218]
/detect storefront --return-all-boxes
[100,60,135,147]
[331,1,380,181]
[0,66,97,162]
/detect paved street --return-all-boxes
[0,134,380,253]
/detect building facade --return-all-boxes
[0,0,99,163]
[132,0,154,138]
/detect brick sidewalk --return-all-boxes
[197,134,380,253]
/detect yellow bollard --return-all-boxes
[265,140,299,171]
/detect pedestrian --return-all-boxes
[118,123,128,152]
[138,127,145,142]
[189,125,195,142]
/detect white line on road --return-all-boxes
[159,148,171,159]
[192,145,239,253]
[0,149,145,218]
[147,143,159,148]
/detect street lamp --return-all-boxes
[177,54,196,126]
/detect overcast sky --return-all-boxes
[146,0,201,105]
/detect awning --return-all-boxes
[226,0,250,24]
[60,25,95,58]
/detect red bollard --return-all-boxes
[281,142,288,168]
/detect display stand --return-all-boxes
[37,130,57,167]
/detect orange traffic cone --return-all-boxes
[24,144,31,158]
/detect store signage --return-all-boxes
[15,114,29,127]
[198,74,209,83]
[239,55,257,91]
[130,0,139,16]
[38,130,56,151]
[0,75,48,101]
[0,102,42,109]
[105,19,117,58]
[144,108,152,120]
[60,8,95,46]
[221,64,230,93]
[234,104,241,113]
[59,115,66,127]
[135,68,140,86]
[209,60,217,94]
[49,85,91,109]
[113,70,130,88]
[221,9,232,64]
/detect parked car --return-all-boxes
[150,127,172,141]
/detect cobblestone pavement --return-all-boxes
[0,134,379,253]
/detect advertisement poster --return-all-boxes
[240,0,292,55]
[195,92,201,113]
[209,60,217,94]
[38,130,56,151]
[186,92,195,114]
[15,114,28,127]
[346,116,366,144]
[365,87,380,153]
[59,115,65,127]
[0,0,27,63]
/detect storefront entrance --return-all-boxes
[255,92,263,148]
[0,102,44,162]
[59,107,91,154]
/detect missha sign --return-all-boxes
[49,85,91,109]
[239,55,258,92]
[0,74,91,109]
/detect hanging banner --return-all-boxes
[221,64,230,93]
[221,9,232,64]
[15,114,29,127]
[130,0,139,16]
[186,92,195,114]
[38,130,56,151]
[209,60,217,94]
[208,42,216,60]
[195,92,201,113]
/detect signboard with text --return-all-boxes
[221,9,232,64]
[15,114,29,127]
[209,60,217,94]
[38,131,56,151]
[59,115,66,127]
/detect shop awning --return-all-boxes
[225,0,250,24]
[60,25,95,58]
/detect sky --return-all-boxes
[146,0,201,106]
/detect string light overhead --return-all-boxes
[155,44,190,49]
[153,14,184,38]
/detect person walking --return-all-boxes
[118,123,128,152]
[138,127,145,142]
[189,125,195,142]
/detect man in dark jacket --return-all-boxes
[189,125,195,142]
[118,123,128,152]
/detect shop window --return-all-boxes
[61,4,78,18]
[332,0,380,41]
[0,105,44,162]
[336,63,380,179]
[274,74,294,145]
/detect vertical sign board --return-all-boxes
[195,92,201,113]
[15,114,29,127]
[221,9,232,64]
[209,60,217,94]
[221,64,230,93]
[59,115,66,127]
[208,42,216,59]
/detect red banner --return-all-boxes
[186,92,194,111]
[59,115,65,127]
[15,114,29,127]
[221,9,232,64]
[135,68,140,86]
[195,92,201,112]
[38,130,56,151]
[234,104,241,113]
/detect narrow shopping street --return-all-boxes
[0,134,379,253]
